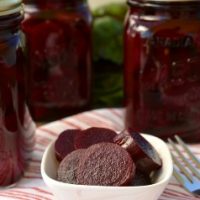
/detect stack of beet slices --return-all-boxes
[55,127,162,186]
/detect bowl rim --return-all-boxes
[41,133,173,190]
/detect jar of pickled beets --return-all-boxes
[124,0,200,142]
[0,0,35,186]
[22,0,92,121]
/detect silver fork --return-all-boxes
[168,135,200,197]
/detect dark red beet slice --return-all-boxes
[74,127,117,149]
[55,129,81,161]
[114,129,162,174]
[57,149,85,184]
[130,170,151,186]
[76,142,135,186]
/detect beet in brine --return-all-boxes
[0,0,35,187]
[124,1,200,142]
[22,0,92,121]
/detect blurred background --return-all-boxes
[89,0,127,109]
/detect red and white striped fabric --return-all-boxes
[0,108,199,200]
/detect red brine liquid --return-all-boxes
[0,11,35,186]
[22,0,92,121]
[124,2,200,142]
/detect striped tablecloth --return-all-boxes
[0,108,200,200]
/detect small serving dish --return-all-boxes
[41,134,173,200]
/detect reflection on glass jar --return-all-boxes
[124,1,200,142]
[22,0,92,121]
[0,0,35,186]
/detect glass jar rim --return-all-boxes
[128,0,200,9]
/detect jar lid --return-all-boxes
[0,0,23,16]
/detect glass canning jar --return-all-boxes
[22,0,92,121]
[0,0,35,186]
[124,0,200,142]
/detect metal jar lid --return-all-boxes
[0,0,23,16]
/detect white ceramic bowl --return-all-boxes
[41,134,173,200]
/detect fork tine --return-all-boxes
[173,167,188,186]
[175,135,200,168]
[171,153,193,182]
[168,138,200,179]
[168,139,193,182]
[173,167,195,195]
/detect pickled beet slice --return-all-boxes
[76,142,135,186]
[114,129,162,174]
[130,170,151,186]
[55,129,81,161]
[74,127,117,149]
[57,149,85,184]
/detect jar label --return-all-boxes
[150,35,193,48]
